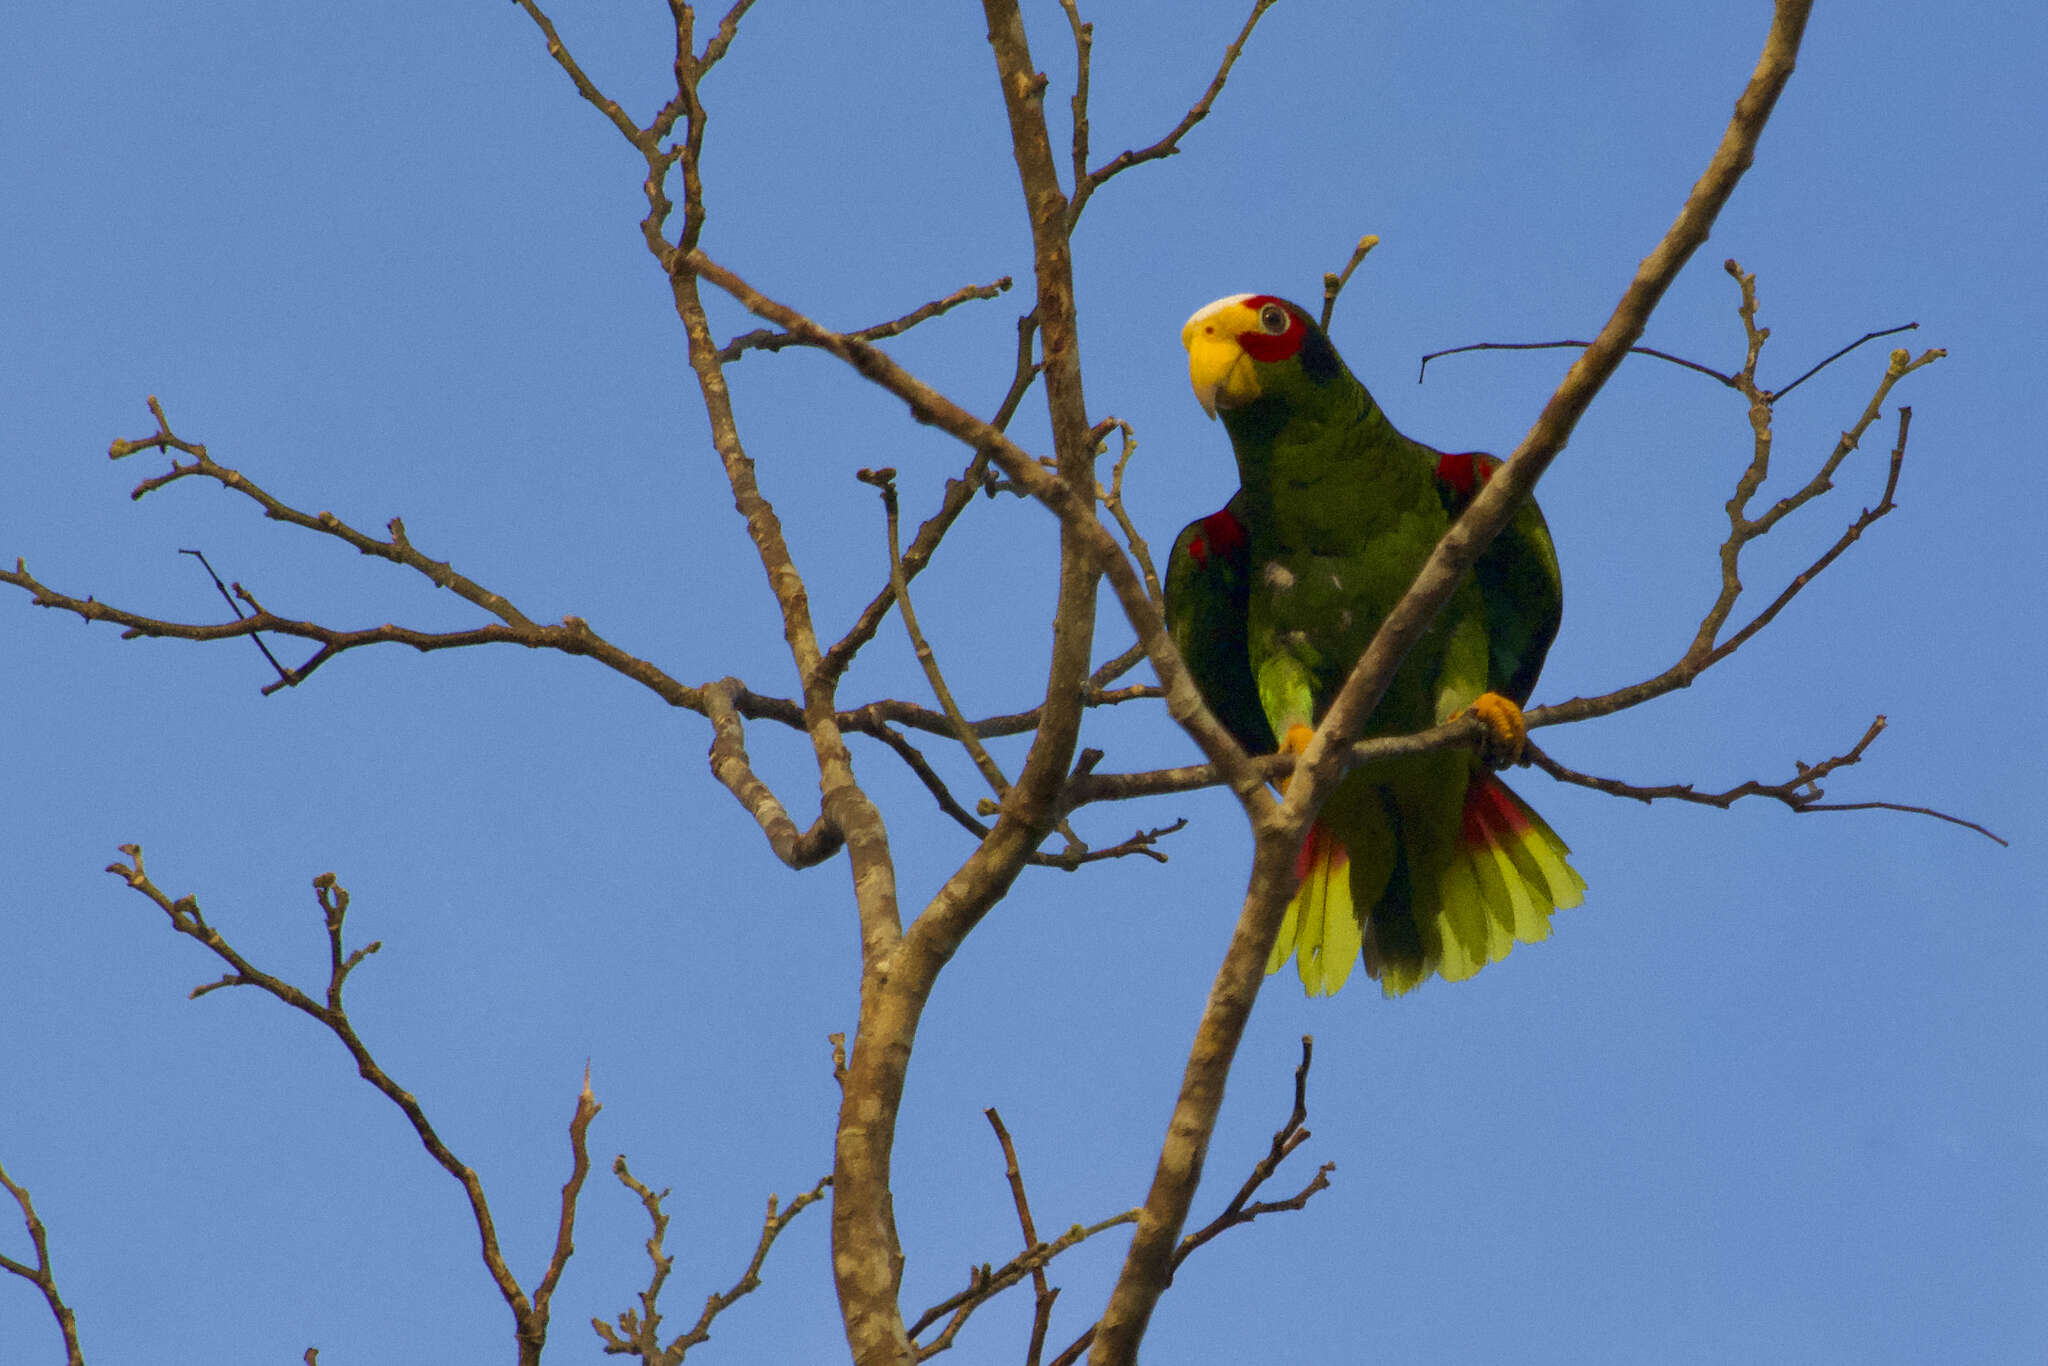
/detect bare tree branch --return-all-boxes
[860,467,1014,801]
[594,1161,831,1364]
[1768,322,1921,400]
[1419,335,1746,388]
[530,1071,605,1359]
[0,1160,84,1366]
[5,8,1974,1366]
[1527,725,2007,846]
[906,1211,1140,1357]
[104,847,592,1366]
[1533,330,1941,731]
[1046,1041,1331,1366]
[177,547,291,681]
[705,677,847,869]
[1318,233,1380,333]
[719,278,1014,362]
[984,1109,1060,1366]
[1415,321,1916,392]
[1066,0,1283,227]
[1170,1036,1332,1269]
[818,310,1042,692]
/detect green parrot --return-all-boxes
[1165,293,1584,997]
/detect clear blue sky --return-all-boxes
[5,4,2043,1363]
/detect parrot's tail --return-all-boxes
[1425,770,1585,988]
[1268,771,1585,998]
[1269,819,1362,996]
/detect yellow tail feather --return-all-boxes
[1270,822,1360,996]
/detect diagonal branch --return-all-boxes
[593,1161,831,1364]
[104,847,589,1366]
[1318,233,1380,333]
[0,1160,84,1366]
[1046,1041,1331,1366]
[984,1109,1059,1366]
[529,1072,604,1359]
[110,397,540,631]
[720,278,1012,362]
[818,310,1042,691]
[1169,1036,1331,1270]
[906,1211,1141,1356]
[1535,342,1941,731]
[1066,0,1282,227]
[859,468,1013,801]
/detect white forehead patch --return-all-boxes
[1183,294,1255,333]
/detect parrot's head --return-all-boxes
[1181,294,1345,421]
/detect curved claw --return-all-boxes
[1463,691,1527,766]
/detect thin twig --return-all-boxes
[595,1163,832,1364]
[179,548,290,681]
[1057,0,1093,196]
[0,1161,84,1366]
[819,310,1040,691]
[719,278,1013,362]
[529,1068,603,1355]
[1091,421,1164,609]
[1067,0,1282,226]
[1171,1036,1330,1269]
[1418,338,1741,388]
[1318,234,1379,333]
[1770,321,1920,401]
[860,467,1012,801]
[1525,724,2006,846]
[985,1110,1058,1366]
[1044,1043,1329,1366]
[105,848,580,1366]
[1414,321,1917,394]
[906,1211,1140,1356]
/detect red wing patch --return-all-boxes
[1193,507,1247,568]
[1435,451,1500,502]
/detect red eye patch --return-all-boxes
[1235,294,1306,363]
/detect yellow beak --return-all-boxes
[1181,298,1265,418]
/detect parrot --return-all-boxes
[1164,292,1584,997]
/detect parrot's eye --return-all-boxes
[1257,303,1290,335]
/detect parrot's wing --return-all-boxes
[1433,452,1563,706]
[1163,493,1274,754]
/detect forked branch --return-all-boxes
[0,1161,84,1366]
[104,847,597,1366]
[594,1161,832,1363]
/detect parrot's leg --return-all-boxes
[1460,691,1528,767]
[1258,653,1321,794]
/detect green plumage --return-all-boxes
[1168,295,1583,996]
[1164,493,1273,755]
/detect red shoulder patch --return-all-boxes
[1435,451,1501,502]
[1190,506,1247,568]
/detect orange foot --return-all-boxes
[1460,691,1528,767]
[1278,723,1316,794]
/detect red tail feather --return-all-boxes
[1461,770,1531,846]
